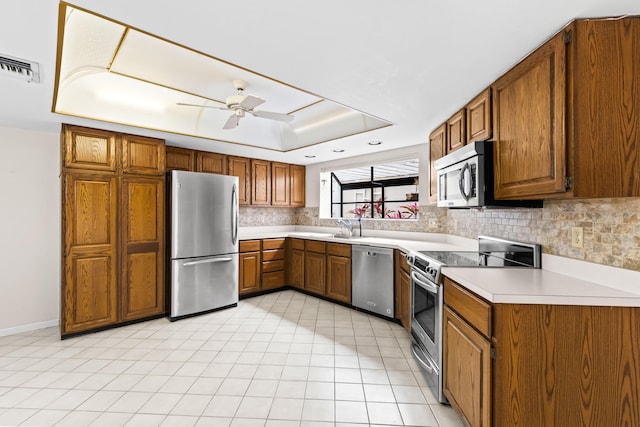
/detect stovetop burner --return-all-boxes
[407,236,541,284]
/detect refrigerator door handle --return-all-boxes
[182,257,233,267]
[231,183,238,245]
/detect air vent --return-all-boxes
[0,54,40,83]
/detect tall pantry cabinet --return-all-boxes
[60,124,166,337]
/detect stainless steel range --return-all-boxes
[406,236,541,403]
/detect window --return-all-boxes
[330,159,419,219]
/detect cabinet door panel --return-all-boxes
[121,135,165,175]
[62,125,117,171]
[271,162,290,206]
[228,156,251,205]
[239,251,261,295]
[443,306,491,427]
[447,110,466,152]
[251,159,271,205]
[290,164,306,207]
[429,124,446,204]
[197,152,227,174]
[326,255,351,304]
[492,30,567,198]
[166,146,195,171]
[62,174,118,335]
[304,251,326,295]
[290,249,304,289]
[121,177,165,321]
[466,89,492,143]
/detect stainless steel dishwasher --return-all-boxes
[352,245,394,318]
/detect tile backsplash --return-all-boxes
[263,198,640,271]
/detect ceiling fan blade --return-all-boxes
[250,110,295,123]
[223,113,240,129]
[240,94,265,110]
[177,102,229,111]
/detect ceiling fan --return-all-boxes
[177,79,294,129]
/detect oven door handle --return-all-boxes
[411,343,436,374]
[411,270,439,294]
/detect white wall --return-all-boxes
[0,126,60,334]
[305,143,429,212]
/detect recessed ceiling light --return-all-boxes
[333,149,345,153]
[305,155,316,158]
[368,141,382,146]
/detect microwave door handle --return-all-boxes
[458,162,472,201]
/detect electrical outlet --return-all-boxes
[571,227,584,248]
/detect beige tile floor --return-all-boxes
[0,290,465,426]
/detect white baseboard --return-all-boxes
[0,319,58,337]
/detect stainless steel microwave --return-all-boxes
[434,140,542,208]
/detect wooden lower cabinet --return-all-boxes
[394,250,411,331]
[62,173,119,334]
[326,243,351,304]
[239,251,261,295]
[444,275,640,427]
[289,239,305,289]
[304,240,326,295]
[120,177,165,321]
[262,238,286,290]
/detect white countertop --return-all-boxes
[239,226,640,307]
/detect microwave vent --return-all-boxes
[0,54,40,83]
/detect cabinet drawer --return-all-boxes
[262,270,286,289]
[444,277,492,338]
[262,248,285,261]
[240,240,261,252]
[262,259,285,273]
[327,243,351,257]
[263,238,286,250]
[290,238,305,250]
[305,240,326,254]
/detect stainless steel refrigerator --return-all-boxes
[168,170,239,320]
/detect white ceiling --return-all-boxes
[2,0,639,165]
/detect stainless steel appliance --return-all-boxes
[352,245,394,318]
[406,236,541,403]
[168,170,239,320]
[435,140,542,208]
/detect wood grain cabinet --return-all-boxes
[446,109,466,152]
[271,162,290,206]
[196,151,227,174]
[239,240,261,295]
[493,17,640,200]
[289,239,305,289]
[443,278,492,427]
[394,250,411,331]
[325,243,351,304]
[251,159,271,206]
[443,275,640,427]
[428,123,447,204]
[289,164,306,207]
[228,156,251,205]
[61,124,165,337]
[304,240,326,296]
[465,88,492,143]
[261,238,286,290]
[165,146,195,171]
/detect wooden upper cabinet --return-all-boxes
[251,159,271,206]
[197,151,227,175]
[466,88,492,143]
[447,109,466,152]
[429,123,447,204]
[165,146,195,171]
[289,164,306,207]
[228,156,251,205]
[121,134,165,175]
[120,176,165,321]
[62,124,117,172]
[271,162,290,206]
[62,173,118,335]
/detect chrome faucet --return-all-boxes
[336,218,353,237]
